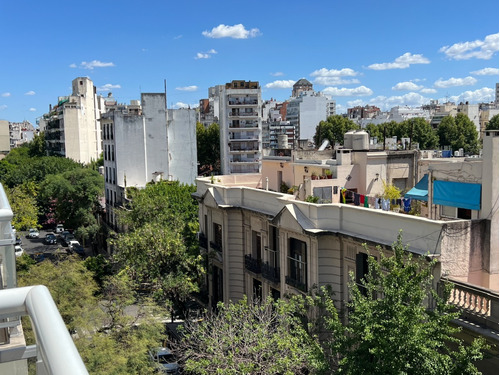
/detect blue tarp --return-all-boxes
[433,180,481,210]
[405,174,428,201]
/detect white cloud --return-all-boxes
[29,108,36,112]
[313,77,360,86]
[368,92,430,110]
[434,76,477,88]
[346,99,364,107]
[25,90,36,96]
[72,60,116,70]
[195,49,217,59]
[1,92,11,97]
[270,72,284,77]
[173,35,183,40]
[172,102,198,109]
[322,86,373,97]
[368,52,430,70]
[392,82,423,91]
[176,86,198,92]
[202,24,260,39]
[265,80,296,89]
[0,105,7,110]
[310,68,359,77]
[439,33,499,60]
[420,88,437,94]
[448,87,495,103]
[97,84,121,92]
[470,67,499,76]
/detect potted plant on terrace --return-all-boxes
[311,172,318,180]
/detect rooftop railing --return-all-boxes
[0,285,89,374]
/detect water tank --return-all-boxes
[344,130,355,149]
[278,134,288,149]
[352,130,369,151]
[318,139,330,151]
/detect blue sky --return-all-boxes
[1,0,498,126]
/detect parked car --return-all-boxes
[55,224,64,234]
[27,228,40,238]
[149,348,180,374]
[61,232,75,246]
[15,235,22,246]
[14,245,24,257]
[71,243,85,256]
[44,233,57,245]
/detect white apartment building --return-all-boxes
[8,121,35,148]
[0,120,10,156]
[40,77,105,164]
[101,93,197,228]
[210,81,262,175]
[286,87,336,143]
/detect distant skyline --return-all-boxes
[0,0,498,126]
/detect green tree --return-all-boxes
[113,181,201,318]
[39,167,104,234]
[197,122,221,175]
[486,114,499,130]
[178,296,324,375]
[314,115,359,146]
[6,183,39,230]
[324,233,487,374]
[437,114,480,154]
[400,118,439,149]
[28,131,46,157]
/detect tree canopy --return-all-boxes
[437,114,480,154]
[197,122,221,176]
[314,115,359,146]
[486,114,499,130]
[323,232,487,374]
[177,296,324,375]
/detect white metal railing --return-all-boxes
[0,285,89,375]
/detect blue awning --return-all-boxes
[433,180,481,210]
[405,174,428,201]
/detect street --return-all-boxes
[17,229,89,259]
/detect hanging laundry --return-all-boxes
[403,198,411,213]
[360,195,365,204]
[382,198,390,211]
[341,188,346,204]
[375,198,381,209]
[364,197,369,208]
[354,193,360,206]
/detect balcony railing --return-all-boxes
[443,278,499,332]
[285,276,307,293]
[229,112,258,118]
[0,285,89,374]
[262,262,280,283]
[244,254,262,274]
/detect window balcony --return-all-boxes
[244,254,262,274]
[262,262,280,284]
[285,276,307,292]
[228,112,259,118]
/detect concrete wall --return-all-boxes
[142,93,168,181]
[167,108,198,185]
[0,120,10,153]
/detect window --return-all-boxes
[252,231,262,261]
[286,238,307,291]
[356,253,369,296]
[267,226,279,268]
[211,223,223,252]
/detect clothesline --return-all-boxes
[339,187,412,213]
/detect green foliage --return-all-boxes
[306,195,320,203]
[366,119,439,149]
[486,114,499,130]
[6,184,39,230]
[280,182,290,193]
[314,115,359,146]
[437,114,480,154]
[197,122,221,175]
[84,254,113,288]
[113,181,202,318]
[382,180,402,204]
[324,232,487,374]
[178,296,324,374]
[39,167,104,233]
[28,132,46,157]
[18,256,102,333]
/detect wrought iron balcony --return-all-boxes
[262,262,280,283]
[285,276,307,293]
[244,254,262,274]
[209,241,222,253]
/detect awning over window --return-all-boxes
[404,174,428,201]
[433,180,481,210]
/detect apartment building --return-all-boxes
[101,93,197,229]
[0,120,10,157]
[40,77,105,164]
[8,121,35,148]
[286,80,336,143]
[209,80,262,175]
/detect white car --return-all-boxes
[27,228,40,238]
[55,224,64,234]
[14,245,24,257]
